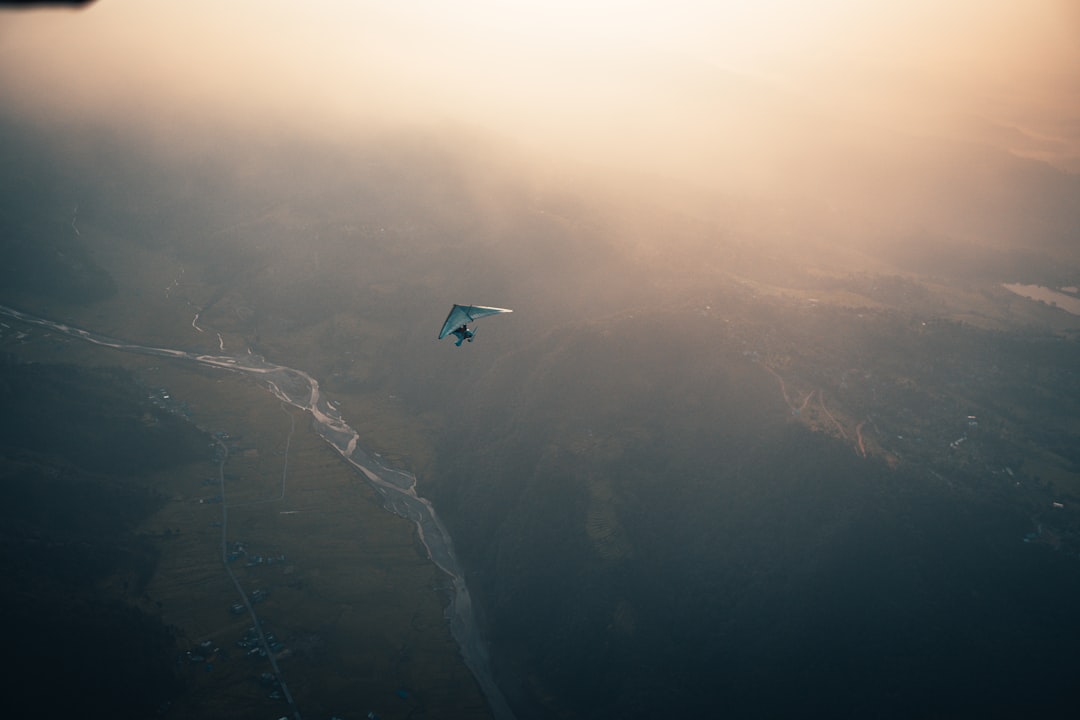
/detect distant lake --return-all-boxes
[1003,283,1080,316]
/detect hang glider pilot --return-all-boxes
[438,304,512,346]
[450,324,474,346]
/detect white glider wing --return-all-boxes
[438,304,513,339]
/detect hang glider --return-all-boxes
[438,304,513,345]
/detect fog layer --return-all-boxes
[3,4,1080,719]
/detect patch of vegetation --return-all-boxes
[0,358,209,476]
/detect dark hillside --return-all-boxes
[0,359,206,718]
[429,307,1080,719]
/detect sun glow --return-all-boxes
[1,0,1077,176]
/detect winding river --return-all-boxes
[0,304,514,720]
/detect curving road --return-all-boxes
[0,304,514,720]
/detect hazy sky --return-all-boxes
[2,0,1078,178]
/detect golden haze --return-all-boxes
[1,0,1076,178]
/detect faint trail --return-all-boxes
[762,364,813,417]
[766,364,868,458]
[71,205,80,237]
[228,404,295,509]
[817,392,848,440]
[761,363,796,412]
[203,202,286,240]
[216,436,303,720]
[165,266,184,299]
